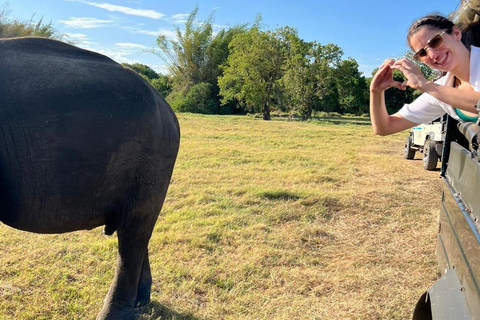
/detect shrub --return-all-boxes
[150,77,172,98]
[0,6,58,39]
[169,82,217,114]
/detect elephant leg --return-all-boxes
[96,207,158,320]
[135,251,152,307]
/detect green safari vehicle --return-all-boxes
[413,117,480,320]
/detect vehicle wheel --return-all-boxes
[423,140,439,170]
[404,135,416,160]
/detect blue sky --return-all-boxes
[4,0,460,76]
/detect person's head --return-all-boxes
[407,14,468,72]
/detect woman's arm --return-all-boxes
[419,82,479,113]
[391,59,480,114]
[370,90,418,135]
[370,59,418,135]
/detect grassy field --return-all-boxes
[0,113,442,320]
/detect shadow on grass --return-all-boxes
[268,114,371,124]
[317,117,371,125]
[269,115,372,126]
[409,158,442,170]
[136,301,204,320]
[259,189,302,201]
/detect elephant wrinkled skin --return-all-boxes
[0,37,180,320]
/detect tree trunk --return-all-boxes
[263,102,271,121]
[300,104,312,121]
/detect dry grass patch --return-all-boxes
[0,114,441,319]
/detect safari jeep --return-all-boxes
[412,116,480,320]
[404,119,446,171]
[411,2,480,319]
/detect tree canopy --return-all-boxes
[219,27,285,120]
[154,6,248,114]
[154,8,372,119]
[121,62,172,98]
[280,27,345,120]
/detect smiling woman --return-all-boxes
[369,14,480,136]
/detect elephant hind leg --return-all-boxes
[96,204,159,320]
[135,251,152,307]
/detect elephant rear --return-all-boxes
[0,37,180,233]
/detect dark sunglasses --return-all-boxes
[413,30,447,61]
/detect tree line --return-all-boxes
[1,5,431,120]
[155,9,371,120]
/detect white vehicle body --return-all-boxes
[404,120,446,170]
[411,122,445,146]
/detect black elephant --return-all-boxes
[0,37,180,319]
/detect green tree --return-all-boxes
[279,27,316,120]
[122,62,172,98]
[309,43,344,115]
[219,27,284,120]
[280,27,344,120]
[335,58,368,114]
[170,82,217,114]
[154,6,247,113]
[150,76,172,98]
[155,6,213,93]
[122,63,160,81]
[203,25,248,113]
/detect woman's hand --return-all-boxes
[390,58,429,91]
[458,81,474,91]
[370,59,406,93]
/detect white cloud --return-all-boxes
[115,42,148,50]
[90,3,164,19]
[167,13,226,32]
[65,41,168,75]
[170,13,190,24]
[60,17,114,29]
[122,26,177,40]
[64,33,98,46]
[64,33,89,39]
[79,46,136,64]
[66,0,165,19]
[85,43,151,63]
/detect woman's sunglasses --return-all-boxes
[413,30,447,61]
